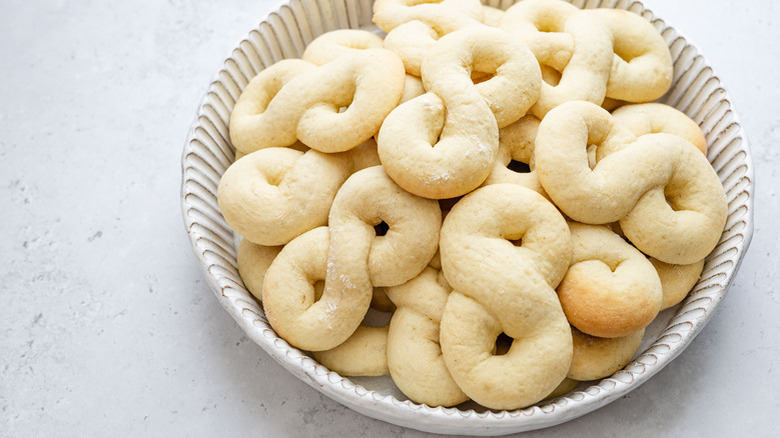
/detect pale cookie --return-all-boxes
[378,27,540,199]
[386,267,468,407]
[237,239,282,302]
[535,101,727,265]
[262,167,440,351]
[373,0,483,33]
[230,49,404,153]
[568,327,644,381]
[613,103,707,154]
[439,184,572,410]
[500,0,578,72]
[501,4,613,118]
[312,325,390,376]
[651,258,705,310]
[482,115,546,196]
[557,223,662,338]
[302,29,384,65]
[217,140,379,246]
[481,5,504,27]
[229,59,314,154]
[594,9,673,102]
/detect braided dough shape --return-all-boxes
[613,103,708,154]
[378,27,540,199]
[229,49,404,153]
[535,101,727,265]
[439,184,572,409]
[386,267,468,407]
[217,141,379,246]
[262,167,440,351]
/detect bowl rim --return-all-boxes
[180,0,755,434]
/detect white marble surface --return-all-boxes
[1,0,778,436]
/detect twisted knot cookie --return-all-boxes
[568,327,644,381]
[217,140,379,246]
[558,223,662,338]
[301,30,384,65]
[262,166,440,351]
[500,1,673,116]
[312,324,390,376]
[535,101,727,265]
[378,27,541,199]
[229,49,404,153]
[237,239,282,301]
[612,103,708,154]
[482,114,546,196]
[481,5,504,27]
[652,258,705,310]
[374,0,484,76]
[594,9,673,102]
[439,184,572,409]
[500,2,612,117]
[385,266,468,407]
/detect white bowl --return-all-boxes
[180,0,755,434]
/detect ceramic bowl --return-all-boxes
[180,0,754,434]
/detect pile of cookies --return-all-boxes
[217,0,728,410]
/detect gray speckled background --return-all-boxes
[1,0,778,436]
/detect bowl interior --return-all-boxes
[180,0,754,434]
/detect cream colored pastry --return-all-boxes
[229,49,404,153]
[217,140,379,246]
[237,239,282,302]
[312,325,390,376]
[594,9,673,102]
[378,27,540,199]
[439,184,572,410]
[568,327,644,381]
[386,267,468,407]
[481,5,504,27]
[301,29,384,65]
[613,103,708,154]
[651,258,705,309]
[535,101,727,264]
[482,114,546,196]
[262,167,440,351]
[229,59,314,154]
[558,223,662,338]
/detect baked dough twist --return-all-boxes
[386,267,468,407]
[262,166,440,351]
[301,30,384,65]
[217,141,379,246]
[229,49,404,153]
[535,101,727,265]
[482,115,545,196]
[237,239,282,302]
[377,27,540,199]
[568,327,644,381]
[613,103,707,154]
[439,184,572,409]
[594,9,673,102]
[500,3,612,118]
[558,223,662,338]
